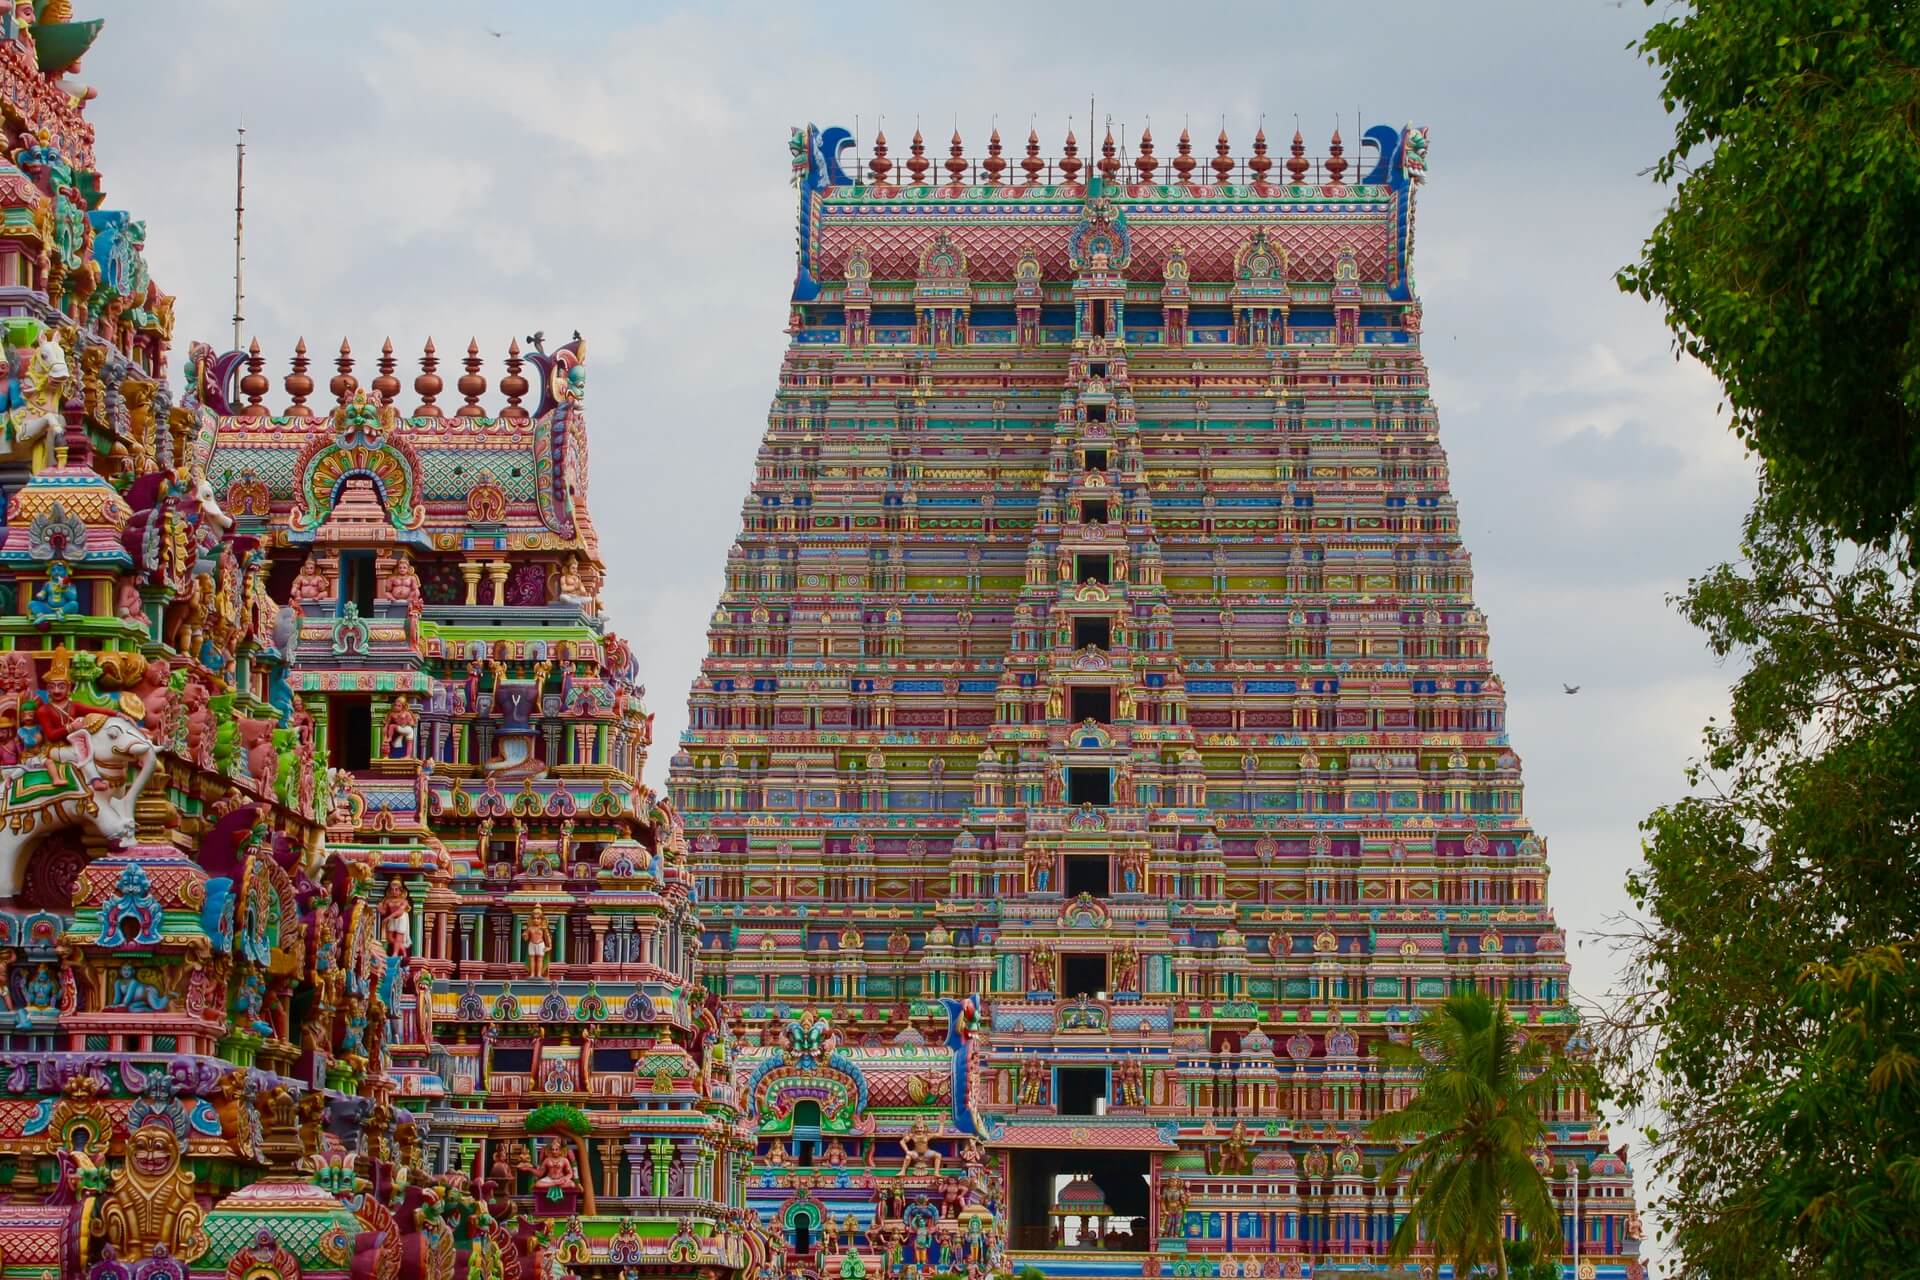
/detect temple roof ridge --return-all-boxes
[787,118,1429,304]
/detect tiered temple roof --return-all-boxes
[671,120,1644,1278]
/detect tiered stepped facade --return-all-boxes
[672,122,1644,1279]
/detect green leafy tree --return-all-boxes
[1609,497,1920,1276]
[1504,1237,1560,1280]
[1616,4,1920,1274]
[1619,1,1920,547]
[1368,992,1569,1279]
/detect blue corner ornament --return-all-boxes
[201,877,235,954]
[98,863,164,946]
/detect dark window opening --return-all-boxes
[1087,402,1108,423]
[1057,1066,1109,1116]
[1090,363,1107,378]
[1090,300,1108,337]
[1067,767,1111,807]
[266,554,302,604]
[792,1212,814,1254]
[340,551,376,615]
[1075,554,1111,585]
[330,695,373,771]
[1080,499,1109,524]
[591,1048,636,1072]
[1065,855,1109,899]
[1070,686,1112,724]
[1062,952,1108,997]
[1084,448,1109,471]
[1072,617,1111,650]
[490,1047,535,1074]
[793,1100,823,1168]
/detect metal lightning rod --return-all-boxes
[232,125,246,351]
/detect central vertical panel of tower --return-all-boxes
[674,122,1641,1277]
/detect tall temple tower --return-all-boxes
[0,11,762,1280]
[674,122,1644,1278]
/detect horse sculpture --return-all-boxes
[0,715,157,899]
[4,322,68,459]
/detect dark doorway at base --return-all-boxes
[1007,1146,1151,1252]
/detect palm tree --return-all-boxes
[1368,991,1570,1280]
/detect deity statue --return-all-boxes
[106,963,170,1012]
[522,903,553,977]
[290,553,330,603]
[1043,759,1063,805]
[385,696,417,759]
[180,678,214,766]
[941,1177,966,1218]
[382,552,423,613]
[23,963,55,1017]
[115,577,145,627]
[1120,848,1145,894]
[1113,942,1139,993]
[1029,942,1056,992]
[1027,845,1052,893]
[236,968,272,1037]
[555,556,595,611]
[1156,1175,1191,1237]
[533,1139,580,1201]
[899,1115,942,1177]
[380,877,411,956]
[295,1090,326,1159]
[100,1122,209,1262]
[1211,1120,1254,1175]
[1116,1058,1145,1108]
[28,562,81,628]
[412,967,435,1044]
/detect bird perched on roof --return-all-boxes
[1562,684,1580,695]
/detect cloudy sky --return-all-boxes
[88,0,1742,1202]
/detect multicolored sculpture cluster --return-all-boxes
[670,121,1646,1279]
[0,9,757,1280]
[0,5,1644,1279]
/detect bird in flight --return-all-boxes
[1562,684,1581,695]
[485,27,508,38]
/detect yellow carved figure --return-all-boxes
[100,1122,209,1262]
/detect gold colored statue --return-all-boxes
[99,1122,209,1262]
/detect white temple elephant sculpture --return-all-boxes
[0,715,157,898]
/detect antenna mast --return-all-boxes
[232,126,245,351]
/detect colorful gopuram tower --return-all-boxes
[673,122,1644,1279]
[0,9,757,1280]
[197,333,759,1278]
